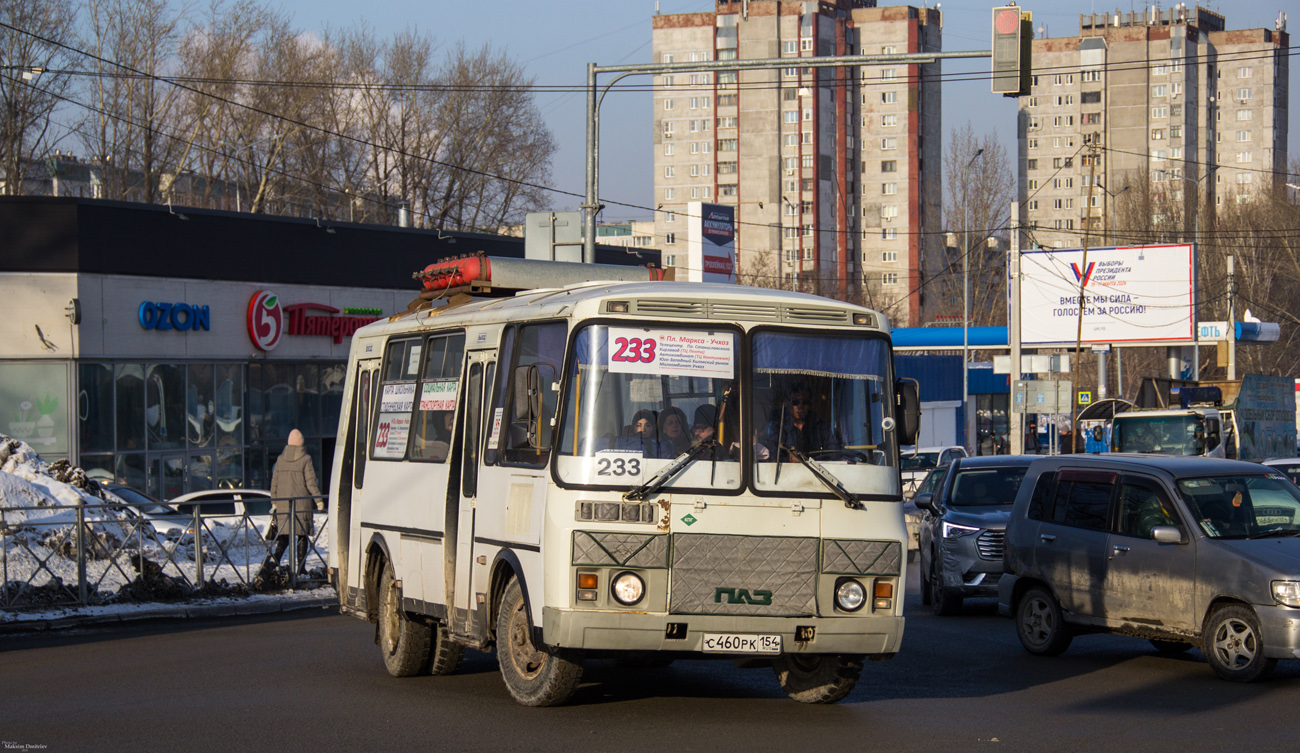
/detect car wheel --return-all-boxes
[772,654,863,704]
[1203,605,1277,682]
[1149,639,1194,655]
[377,562,431,677]
[930,556,962,616]
[1016,586,1073,656]
[427,620,465,676]
[496,576,583,706]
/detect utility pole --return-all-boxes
[1009,200,1023,454]
[1071,145,1099,453]
[1227,255,1237,380]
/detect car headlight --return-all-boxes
[942,521,980,539]
[834,578,866,612]
[1272,580,1300,608]
[611,571,645,606]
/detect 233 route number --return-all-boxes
[611,337,658,364]
[597,457,642,477]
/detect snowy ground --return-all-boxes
[1,434,332,623]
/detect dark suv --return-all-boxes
[1000,454,1300,682]
[915,455,1035,615]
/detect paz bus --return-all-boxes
[327,256,920,706]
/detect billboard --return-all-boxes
[1019,244,1195,346]
[686,202,736,283]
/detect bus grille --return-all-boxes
[976,530,1005,560]
[669,534,817,616]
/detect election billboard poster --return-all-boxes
[687,201,737,283]
[1019,244,1195,347]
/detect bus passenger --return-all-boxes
[659,407,691,456]
[615,409,665,457]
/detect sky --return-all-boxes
[273,0,1296,222]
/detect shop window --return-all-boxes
[79,362,114,453]
[294,363,321,437]
[259,363,297,445]
[320,364,345,446]
[187,363,215,448]
[115,364,145,452]
[216,448,243,490]
[116,453,146,494]
[215,363,243,448]
[145,364,185,451]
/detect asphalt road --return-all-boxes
[4,563,1299,753]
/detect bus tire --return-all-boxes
[496,576,582,706]
[427,621,465,676]
[377,562,430,677]
[772,654,862,704]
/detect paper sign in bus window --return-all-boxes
[607,328,734,379]
[380,383,416,413]
[373,413,411,458]
[419,380,457,411]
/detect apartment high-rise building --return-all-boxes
[651,0,941,325]
[1019,6,1289,249]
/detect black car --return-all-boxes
[915,455,1036,615]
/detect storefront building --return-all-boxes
[0,197,653,499]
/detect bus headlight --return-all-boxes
[834,577,866,612]
[611,571,645,606]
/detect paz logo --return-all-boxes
[247,290,284,351]
[1070,261,1096,287]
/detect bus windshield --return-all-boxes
[750,331,899,498]
[1113,414,1207,455]
[555,324,744,491]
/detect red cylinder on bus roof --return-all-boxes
[419,256,490,290]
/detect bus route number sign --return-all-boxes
[607,327,734,379]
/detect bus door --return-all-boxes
[340,359,379,608]
[448,351,493,637]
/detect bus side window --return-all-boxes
[502,321,566,467]
[483,328,517,466]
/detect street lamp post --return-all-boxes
[962,148,984,454]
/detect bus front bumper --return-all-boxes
[542,607,904,656]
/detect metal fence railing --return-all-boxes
[1,496,329,612]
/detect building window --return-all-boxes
[881,68,897,81]
[800,37,814,52]
[666,212,676,223]
[882,182,898,195]
[1081,91,1101,104]
[690,187,699,199]
[1027,159,1037,170]
[719,161,738,174]
[1027,200,1038,210]
[801,154,814,168]
[664,166,674,178]
[1237,173,1253,185]
[1237,88,1252,100]
[1170,125,1182,138]
[664,188,675,200]
[663,75,673,87]
[1236,109,1253,121]
[1236,151,1252,163]
[802,224,813,237]
[1152,85,1168,97]
[1083,112,1101,125]
[717,49,736,61]
[783,134,798,147]
[882,250,898,262]
[784,110,798,123]
[1170,147,1183,159]
[783,157,798,171]
[663,143,674,156]
[689,164,699,177]
[802,108,813,121]
[784,67,797,78]
[719,116,738,129]
[719,138,737,151]
[719,184,737,197]
[1151,128,1165,140]
[1236,130,1251,142]
[1152,106,1168,119]
[1171,104,1182,117]
[783,41,797,55]
[881,114,898,127]
[1238,67,1253,78]
[717,94,736,106]
[1027,179,1038,190]
[1082,70,1101,82]
[880,137,897,150]
[663,121,673,135]
[882,273,899,285]
[882,205,899,219]
[1027,138,1038,149]
[1028,96,1038,107]
[665,233,676,244]
[882,91,897,104]
[664,99,674,111]
[719,71,737,84]
[881,160,897,173]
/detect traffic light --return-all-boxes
[991,5,1032,97]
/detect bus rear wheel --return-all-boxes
[496,576,583,706]
[772,654,862,704]
[377,562,430,677]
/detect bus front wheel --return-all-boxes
[495,576,583,706]
[772,653,863,703]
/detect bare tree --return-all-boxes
[937,121,1015,327]
[0,0,77,195]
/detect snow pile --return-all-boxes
[1,434,330,616]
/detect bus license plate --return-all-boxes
[701,633,782,654]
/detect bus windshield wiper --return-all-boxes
[780,444,865,510]
[624,440,717,502]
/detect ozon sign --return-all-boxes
[247,290,284,350]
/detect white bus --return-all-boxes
[328,259,920,706]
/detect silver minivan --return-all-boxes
[999,455,1300,682]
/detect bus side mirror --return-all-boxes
[896,379,920,445]
[513,365,541,422]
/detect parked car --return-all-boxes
[164,489,275,536]
[902,464,950,555]
[1000,454,1300,682]
[902,446,968,497]
[101,484,180,526]
[915,456,1035,615]
[1262,458,1300,487]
